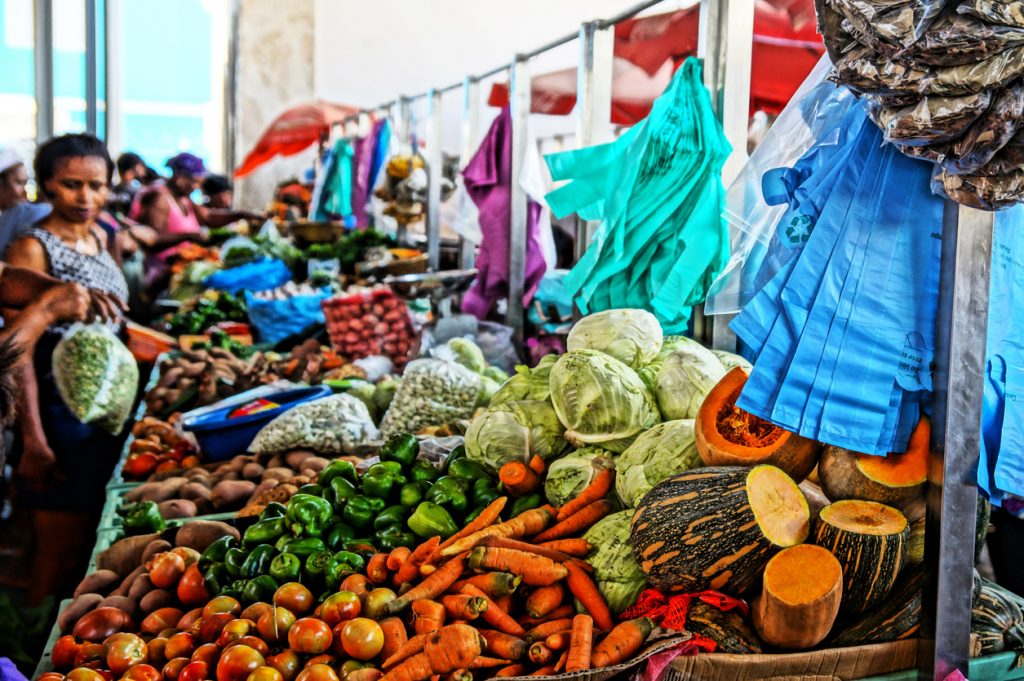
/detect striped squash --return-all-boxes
[630,465,810,595]
[829,568,922,646]
[972,578,1024,658]
[813,500,908,615]
[685,601,763,654]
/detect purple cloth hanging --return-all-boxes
[350,120,384,228]
[461,107,546,319]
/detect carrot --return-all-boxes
[565,615,593,673]
[467,658,511,670]
[495,594,514,616]
[499,461,540,497]
[528,455,546,476]
[556,466,613,521]
[495,665,526,678]
[380,617,410,662]
[380,624,484,681]
[545,632,570,651]
[421,564,437,577]
[528,666,555,677]
[451,572,522,599]
[442,594,488,620]
[438,497,508,552]
[388,555,468,614]
[461,584,526,637]
[368,553,391,584]
[468,547,568,586]
[528,643,555,666]
[388,547,413,572]
[481,536,573,563]
[520,605,575,628]
[480,630,528,660]
[526,584,565,619]
[564,561,613,631]
[537,539,593,558]
[383,633,429,669]
[412,600,447,635]
[396,537,442,585]
[526,619,575,644]
[440,508,552,558]
[533,499,614,543]
[555,651,568,673]
[590,618,653,669]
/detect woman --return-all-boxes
[3,133,131,604]
[0,149,52,257]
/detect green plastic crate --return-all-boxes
[859,652,1024,681]
[33,598,71,678]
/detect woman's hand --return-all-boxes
[37,282,124,325]
[17,433,60,492]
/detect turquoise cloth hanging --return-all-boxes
[316,138,354,221]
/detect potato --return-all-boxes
[97,534,161,576]
[220,471,240,482]
[73,569,121,598]
[158,499,198,519]
[178,482,213,503]
[253,479,280,494]
[242,462,265,480]
[302,457,330,473]
[98,595,138,619]
[266,454,285,469]
[133,478,188,504]
[300,468,318,480]
[193,498,214,515]
[141,539,173,564]
[285,449,316,469]
[175,520,239,552]
[57,593,102,632]
[124,483,161,503]
[111,565,147,597]
[214,464,232,477]
[139,589,174,614]
[185,468,212,483]
[291,476,312,486]
[128,574,155,601]
[261,467,294,483]
[211,480,257,510]
[229,455,250,473]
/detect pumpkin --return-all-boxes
[813,500,909,615]
[799,480,830,522]
[695,368,821,482]
[906,517,925,567]
[971,579,1024,657]
[817,417,928,514]
[685,601,762,654]
[829,568,922,646]
[751,544,843,650]
[630,465,810,594]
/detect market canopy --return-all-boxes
[487,0,824,123]
[234,100,358,178]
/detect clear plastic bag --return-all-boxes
[249,393,380,455]
[947,82,1024,174]
[378,359,481,438]
[933,167,1024,210]
[959,0,1024,28]
[868,91,992,146]
[830,0,949,50]
[900,11,1024,66]
[53,323,140,434]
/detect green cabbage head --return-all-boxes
[476,376,501,408]
[549,350,660,452]
[447,338,487,374]
[711,349,752,373]
[465,399,569,473]
[483,366,510,383]
[584,510,648,615]
[638,336,725,420]
[490,354,557,406]
[567,309,663,369]
[544,447,615,506]
[616,419,701,507]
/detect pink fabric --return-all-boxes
[130,186,201,262]
[639,637,718,681]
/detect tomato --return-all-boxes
[319,591,361,627]
[272,583,313,615]
[217,619,254,647]
[164,632,197,661]
[73,608,135,642]
[178,661,208,681]
[199,612,235,643]
[154,460,180,474]
[240,603,272,622]
[264,650,301,681]
[303,655,336,668]
[288,618,333,655]
[345,670,381,681]
[295,665,339,681]
[172,546,201,567]
[203,596,242,618]
[256,606,295,644]
[105,633,148,675]
[144,636,166,667]
[75,642,107,667]
[123,452,159,478]
[339,575,369,600]
[52,635,82,670]
[162,658,190,681]
[247,668,284,681]
[177,608,204,630]
[147,552,187,590]
[338,661,364,679]
[119,664,161,681]
[362,589,396,620]
[339,619,383,661]
[38,673,65,681]
[141,607,184,636]
[66,668,106,681]
[191,643,221,666]
[216,644,265,681]
[226,636,269,657]
[177,564,210,607]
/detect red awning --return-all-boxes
[234,100,358,178]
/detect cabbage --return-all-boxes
[476,376,500,408]
[638,336,725,420]
[584,511,648,614]
[465,400,569,473]
[491,355,558,406]
[567,309,663,369]
[712,349,753,373]
[549,350,660,453]
[447,338,487,374]
[483,366,510,383]
[616,419,701,507]
[544,447,615,506]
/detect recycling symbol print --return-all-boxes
[785,215,813,244]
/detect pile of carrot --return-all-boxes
[363,464,654,681]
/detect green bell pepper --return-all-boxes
[380,433,419,469]
[305,550,334,581]
[407,502,459,539]
[425,476,470,513]
[375,525,417,551]
[224,547,249,577]
[361,462,408,500]
[448,458,489,483]
[219,580,245,601]
[509,493,543,518]
[242,574,278,604]
[203,563,231,595]
[443,445,467,472]
[464,507,484,524]
[471,478,501,508]
[259,502,288,521]
[286,493,333,537]
[275,535,292,552]
[343,495,386,529]
[243,517,286,547]
[344,538,377,555]
[240,544,277,579]
[410,459,441,484]
[318,459,358,487]
[120,501,166,534]
[328,477,359,509]
[374,505,409,531]
[281,537,328,558]
[199,535,238,572]
[269,552,302,583]
[325,522,356,550]
[399,482,425,509]
[298,483,324,497]
[324,550,366,589]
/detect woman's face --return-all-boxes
[0,163,28,209]
[44,156,109,224]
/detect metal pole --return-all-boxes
[104,0,120,152]
[425,88,443,271]
[396,96,411,245]
[224,0,240,174]
[507,56,531,346]
[84,0,98,136]
[920,202,994,680]
[34,0,54,143]
[459,76,480,270]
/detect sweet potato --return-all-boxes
[74,569,121,598]
[141,539,173,564]
[97,534,161,575]
[111,566,146,597]
[211,480,256,510]
[178,482,213,502]
[128,574,155,601]
[242,462,265,480]
[58,593,103,632]
[127,478,188,504]
[220,471,240,482]
[266,454,285,469]
[158,499,197,519]
[261,467,295,483]
[175,520,239,552]
[140,589,174,614]
[285,449,316,469]
[302,457,330,473]
[98,595,138,619]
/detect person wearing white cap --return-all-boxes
[0,148,52,257]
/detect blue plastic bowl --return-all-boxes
[181,385,333,461]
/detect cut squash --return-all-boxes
[751,544,843,650]
[686,601,763,654]
[631,465,810,595]
[696,368,821,482]
[906,517,925,567]
[818,417,929,514]
[799,480,830,522]
[814,500,908,615]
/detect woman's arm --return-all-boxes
[194,203,264,228]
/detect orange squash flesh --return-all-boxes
[752,544,843,650]
[696,368,822,482]
[857,418,929,486]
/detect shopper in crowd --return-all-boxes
[202,173,234,209]
[2,133,130,604]
[0,149,52,257]
[107,151,148,215]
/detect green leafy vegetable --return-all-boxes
[615,419,700,507]
[544,447,615,506]
[465,400,569,473]
[567,309,663,368]
[584,511,648,615]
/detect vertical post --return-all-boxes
[507,56,531,347]
[84,0,98,135]
[396,96,412,245]
[34,0,54,143]
[921,202,994,680]
[573,20,614,266]
[425,88,443,272]
[104,0,121,152]
[223,0,240,174]
[459,75,480,271]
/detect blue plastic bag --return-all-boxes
[245,288,332,345]
[204,258,292,294]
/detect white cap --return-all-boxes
[0,149,22,176]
